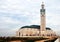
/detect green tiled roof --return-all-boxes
[21,25,51,30]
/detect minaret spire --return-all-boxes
[40,2,46,36]
[41,2,44,9]
[40,2,45,14]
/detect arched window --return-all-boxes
[19,32,20,36]
[51,34,52,36]
[26,34,28,36]
[42,34,44,36]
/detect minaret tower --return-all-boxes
[40,2,46,32]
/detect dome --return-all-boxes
[21,25,51,30]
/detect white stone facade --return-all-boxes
[16,28,56,37]
[16,28,39,37]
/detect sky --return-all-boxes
[0,0,60,37]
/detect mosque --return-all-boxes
[16,3,57,42]
[16,2,56,37]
